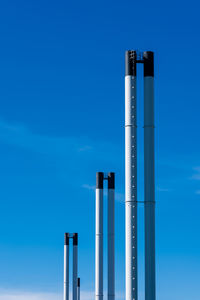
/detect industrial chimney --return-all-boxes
[63,233,80,300]
[125,50,155,300]
[95,172,115,300]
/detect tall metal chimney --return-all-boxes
[125,50,156,300]
[95,172,115,300]
[95,172,104,300]
[63,233,80,300]
[73,233,78,300]
[143,51,155,300]
[125,50,138,300]
[108,172,115,300]
[64,233,69,300]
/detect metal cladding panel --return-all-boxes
[125,75,138,300]
[95,188,103,300]
[144,75,156,300]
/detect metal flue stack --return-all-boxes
[95,172,115,300]
[125,50,155,300]
[64,233,80,300]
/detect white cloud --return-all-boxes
[0,119,92,157]
[82,184,96,191]
[190,167,200,180]
[156,186,170,192]
[82,184,124,203]
[78,146,93,152]
[0,290,59,300]
[0,289,125,300]
[0,119,121,173]
[0,289,95,300]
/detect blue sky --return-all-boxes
[0,0,200,299]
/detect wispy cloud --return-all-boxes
[0,290,59,300]
[83,183,172,200]
[0,119,121,168]
[0,289,124,300]
[78,145,93,152]
[82,184,96,191]
[195,190,200,195]
[156,186,171,192]
[115,192,124,203]
[0,290,94,300]
[0,119,92,157]
[190,167,200,180]
[0,119,123,189]
[82,184,124,203]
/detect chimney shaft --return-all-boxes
[64,233,69,300]
[143,51,155,300]
[73,233,78,300]
[95,172,104,300]
[108,173,115,300]
[125,50,138,300]
[95,172,115,300]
